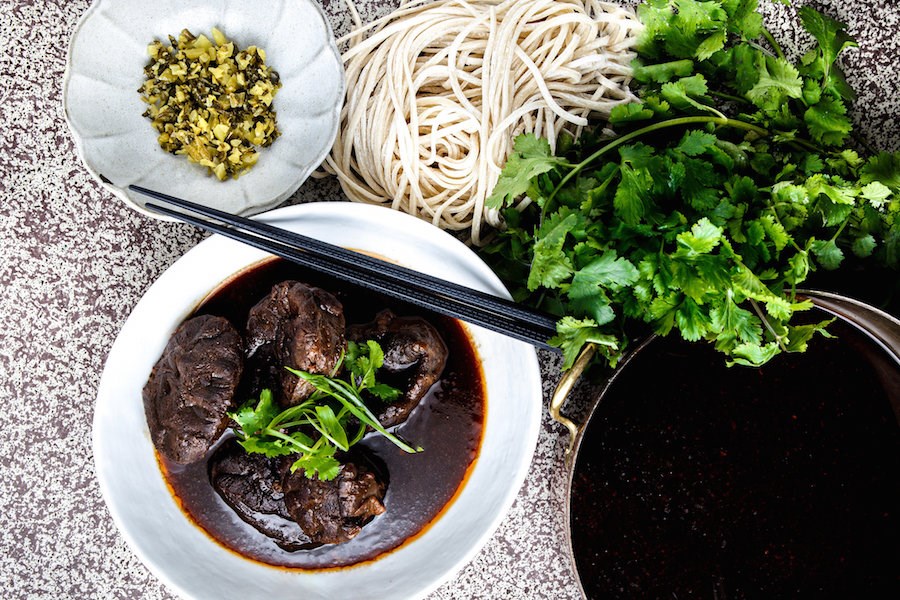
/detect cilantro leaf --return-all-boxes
[229,389,279,438]
[661,74,715,114]
[729,341,781,367]
[759,214,790,251]
[367,383,402,402]
[237,435,296,458]
[567,251,639,323]
[804,97,852,146]
[785,251,811,284]
[810,238,845,270]
[364,339,385,369]
[290,445,341,481]
[747,55,803,111]
[861,152,900,191]
[528,210,580,290]
[860,181,892,208]
[729,44,762,94]
[515,131,555,158]
[572,251,640,291]
[486,134,562,209]
[676,130,718,157]
[695,30,726,60]
[798,6,858,80]
[710,297,762,345]
[668,0,728,57]
[614,146,658,224]
[676,296,711,341]
[548,316,619,370]
[676,218,723,255]
[720,0,763,38]
[636,0,728,58]
[851,234,877,258]
[610,102,655,124]
[635,0,674,59]
[784,319,834,353]
[648,292,681,336]
[348,339,386,390]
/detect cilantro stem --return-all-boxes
[328,380,420,453]
[746,39,777,59]
[547,116,769,212]
[265,428,314,453]
[762,27,785,61]
[787,137,823,153]
[349,423,367,446]
[831,216,851,242]
[749,299,788,352]
[307,419,350,452]
[268,404,311,430]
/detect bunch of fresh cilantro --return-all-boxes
[229,340,419,481]
[483,0,900,370]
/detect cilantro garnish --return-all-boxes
[229,340,417,481]
[483,0,899,369]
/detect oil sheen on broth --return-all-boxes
[160,257,486,568]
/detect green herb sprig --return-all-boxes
[229,340,418,481]
[484,0,899,370]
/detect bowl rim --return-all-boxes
[92,201,543,599]
[62,0,344,220]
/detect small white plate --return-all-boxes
[93,203,543,600]
[64,0,343,217]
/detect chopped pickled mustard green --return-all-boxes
[139,28,282,181]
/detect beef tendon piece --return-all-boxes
[349,310,448,426]
[282,458,387,545]
[143,315,243,464]
[245,281,345,407]
[209,440,315,551]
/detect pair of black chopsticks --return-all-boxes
[129,185,559,351]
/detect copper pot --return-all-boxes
[551,291,900,599]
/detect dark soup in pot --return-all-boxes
[571,319,900,599]
[145,257,485,569]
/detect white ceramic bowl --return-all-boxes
[63,0,343,217]
[94,203,543,600]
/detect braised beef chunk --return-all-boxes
[245,281,345,407]
[143,315,243,464]
[349,310,448,426]
[282,456,387,544]
[209,440,316,551]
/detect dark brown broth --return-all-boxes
[160,257,486,569]
[571,319,900,599]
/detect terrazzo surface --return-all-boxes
[0,1,897,598]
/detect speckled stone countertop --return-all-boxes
[1,1,897,598]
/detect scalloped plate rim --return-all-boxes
[62,0,344,220]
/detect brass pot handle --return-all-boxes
[549,343,597,457]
